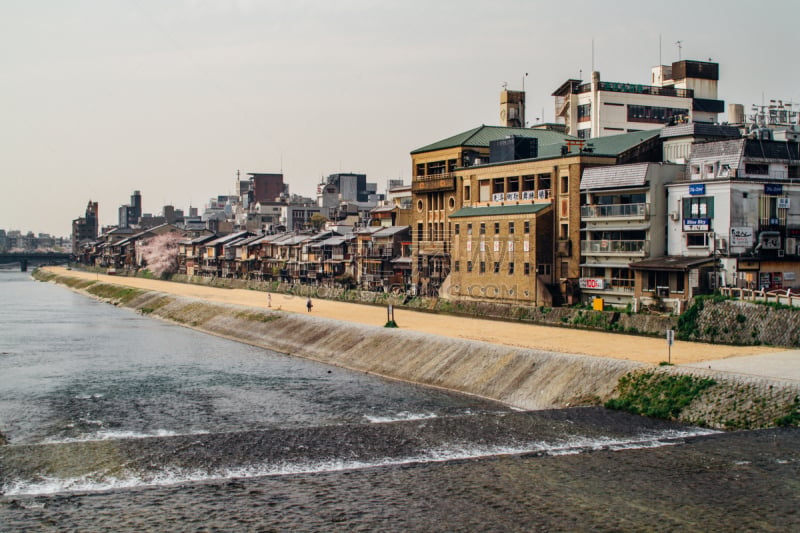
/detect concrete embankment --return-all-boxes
[35,271,800,429]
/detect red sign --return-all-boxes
[579,278,605,289]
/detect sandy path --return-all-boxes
[44,267,780,365]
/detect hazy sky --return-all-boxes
[2,0,799,235]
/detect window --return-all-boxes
[627,105,689,123]
[561,175,569,193]
[493,262,500,273]
[686,233,709,247]
[745,163,768,175]
[454,223,460,235]
[454,261,460,272]
[682,197,714,219]
[508,262,515,274]
[417,223,423,241]
[464,185,471,201]
[577,103,591,121]
[646,271,685,293]
[494,222,500,234]
[492,178,505,194]
[760,195,788,226]
[524,262,530,275]
[480,261,486,273]
[480,223,486,235]
[479,180,491,202]
[524,220,530,234]
[467,223,473,235]
[509,222,515,234]
[560,260,569,279]
[467,261,473,272]
[560,224,569,240]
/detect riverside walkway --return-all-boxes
[42,267,799,380]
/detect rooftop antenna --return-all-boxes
[522,72,528,92]
[674,40,683,61]
[659,33,662,66]
[591,38,595,72]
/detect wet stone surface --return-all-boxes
[2,417,799,532]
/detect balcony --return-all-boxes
[581,239,649,256]
[412,173,456,193]
[416,240,449,255]
[581,203,649,220]
[578,81,693,98]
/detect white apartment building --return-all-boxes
[553,60,723,140]
[579,162,685,308]
[665,137,800,291]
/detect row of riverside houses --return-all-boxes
[410,59,800,312]
[75,58,800,313]
[178,224,412,289]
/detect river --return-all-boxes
[1,271,799,531]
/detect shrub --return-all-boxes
[605,371,716,420]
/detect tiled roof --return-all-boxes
[660,123,741,139]
[689,139,745,169]
[411,125,572,154]
[581,162,651,190]
[584,129,661,156]
[372,226,409,238]
[743,139,800,160]
[449,203,551,218]
[207,231,249,246]
[629,255,716,271]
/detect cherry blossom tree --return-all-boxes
[139,232,183,277]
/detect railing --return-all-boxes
[577,81,693,98]
[581,203,649,219]
[720,287,800,308]
[412,173,456,193]
[416,240,449,254]
[580,240,649,255]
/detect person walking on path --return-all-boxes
[306,297,313,312]
[267,293,272,308]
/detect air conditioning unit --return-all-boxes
[715,237,728,253]
[787,238,797,256]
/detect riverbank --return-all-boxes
[36,268,800,429]
[41,267,777,364]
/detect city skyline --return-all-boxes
[2,0,799,235]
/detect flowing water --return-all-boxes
[2,271,799,532]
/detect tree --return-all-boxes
[310,213,328,231]
[139,232,183,277]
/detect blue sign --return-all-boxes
[684,218,710,230]
[689,184,706,195]
[765,184,783,195]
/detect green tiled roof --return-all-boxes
[410,125,572,154]
[411,125,660,163]
[586,129,661,156]
[449,203,551,218]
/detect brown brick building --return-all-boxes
[410,125,661,304]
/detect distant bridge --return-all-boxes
[0,252,72,272]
